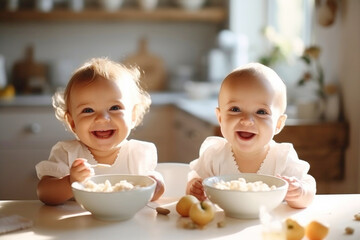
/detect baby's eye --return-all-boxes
[256,109,268,115]
[110,105,122,111]
[229,106,240,112]
[82,108,93,113]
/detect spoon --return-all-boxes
[89,163,111,168]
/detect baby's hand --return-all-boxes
[70,158,93,183]
[189,178,206,201]
[279,175,304,202]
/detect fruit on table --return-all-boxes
[176,195,199,217]
[189,200,215,226]
[0,85,15,99]
[285,218,305,240]
[305,220,329,240]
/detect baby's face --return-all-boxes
[216,73,286,154]
[66,77,136,152]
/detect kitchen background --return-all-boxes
[0,0,359,200]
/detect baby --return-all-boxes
[186,63,316,209]
[36,57,164,205]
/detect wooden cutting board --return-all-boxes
[123,37,167,91]
[12,45,47,94]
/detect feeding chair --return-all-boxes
[155,162,190,198]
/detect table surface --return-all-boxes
[0,194,359,240]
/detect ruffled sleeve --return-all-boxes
[259,141,311,180]
[35,140,85,179]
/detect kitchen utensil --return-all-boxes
[36,0,54,12]
[175,0,207,11]
[69,0,84,12]
[6,0,19,11]
[99,0,124,12]
[123,37,166,92]
[137,0,158,11]
[12,45,48,94]
[0,55,7,88]
[89,164,111,168]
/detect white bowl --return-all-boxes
[72,174,156,221]
[99,0,124,12]
[203,173,288,219]
[176,0,206,11]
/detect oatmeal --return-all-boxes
[82,179,140,192]
[213,177,276,191]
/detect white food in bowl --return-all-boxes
[213,177,277,191]
[82,179,139,192]
[203,173,288,219]
[72,174,156,221]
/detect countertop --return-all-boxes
[0,92,220,125]
[0,194,359,240]
[0,93,332,127]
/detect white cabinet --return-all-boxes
[0,106,74,200]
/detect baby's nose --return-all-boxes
[240,114,254,126]
[95,111,110,122]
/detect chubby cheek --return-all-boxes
[219,117,237,138]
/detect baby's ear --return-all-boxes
[65,112,76,132]
[275,114,287,134]
[131,104,138,128]
[215,107,221,124]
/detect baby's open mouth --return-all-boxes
[237,131,255,140]
[92,130,115,139]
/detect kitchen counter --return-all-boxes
[0,92,220,124]
[0,194,359,239]
[0,92,186,107]
[0,93,320,126]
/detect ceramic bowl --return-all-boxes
[99,0,124,12]
[72,174,156,221]
[203,173,288,219]
[175,0,206,11]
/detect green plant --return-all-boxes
[298,46,326,99]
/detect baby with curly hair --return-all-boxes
[36,58,164,205]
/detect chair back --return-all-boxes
[155,162,190,198]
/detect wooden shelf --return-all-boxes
[0,7,227,23]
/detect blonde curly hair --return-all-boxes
[53,57,151,132]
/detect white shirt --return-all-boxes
[36,139,162,180]
[188,136,315,188]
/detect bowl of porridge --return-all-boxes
[203,173,288,219]
[72,174,156,221]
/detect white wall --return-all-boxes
[0,22,219,88]
[316,0,360,193]
[229,0,360,193]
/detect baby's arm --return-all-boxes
[148,175,165,201]
[279,175,316,209]
[186,178,206,201]
[37,158,92,205]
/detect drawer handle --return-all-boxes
[26,123,42,134]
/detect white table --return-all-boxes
[0,194,359,240]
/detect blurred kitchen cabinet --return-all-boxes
[130,105,219,164]
[172,108,219,163]
[0,106,74,200]
[0,7,227,24]
[129,105,175,163]
[273,120,348,192]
